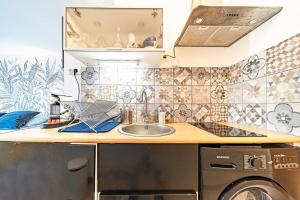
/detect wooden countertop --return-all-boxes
[0,122,299,144]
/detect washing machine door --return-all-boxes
[219,179,295,200]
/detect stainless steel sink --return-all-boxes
[118,124,175,137]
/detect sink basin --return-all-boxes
[118,124,175,137]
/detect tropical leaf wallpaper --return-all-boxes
[0,57,63,116]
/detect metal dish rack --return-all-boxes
[59,100,119,133]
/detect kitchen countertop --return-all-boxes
[0,122,299,144]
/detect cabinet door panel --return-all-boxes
[0,143,18,200]
[100,194,197,200]
[0,142,95,200]
[98,144,198,191]
[15,143,66,200]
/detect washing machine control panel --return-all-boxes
[244,155,267,170]
[273,154,299,169]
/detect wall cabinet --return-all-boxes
[64,7,165,67]
[65,7,163,49]
[0,142,95,200]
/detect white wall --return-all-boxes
[176,0,300,67]
[0,0,114,55]
[1,0,299,72]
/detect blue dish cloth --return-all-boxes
[0,111,40,130]
[59,120,120,133]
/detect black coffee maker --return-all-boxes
[49,94,61,123]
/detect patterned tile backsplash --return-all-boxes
[0,31,297,138]
[266,34,300,75]
[0,33,297,137]
[80,33,300,135]
[228,33,300,136]
[0,32,297,137]
[81,66,229,123]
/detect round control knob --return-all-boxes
[250,157,263,168]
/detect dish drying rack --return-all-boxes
[59,100,120,133]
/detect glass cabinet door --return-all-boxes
[65,7,163,49]
[220,180,293,200]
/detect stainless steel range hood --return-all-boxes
[175,5,283,47]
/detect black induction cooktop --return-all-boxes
[189,122,267,137]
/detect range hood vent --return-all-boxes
[175,5,282,47]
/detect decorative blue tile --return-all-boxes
[81,84,99,102]
[117,85,136,104]
[192,104,210,122]
[211,67,229,85]
[211,85,228,104]
[81,66,99,85]
[229,62,243,84]
[155,86,173,104]
[192,86,210,103]
[267,103,300,135]
[173,104,192,122]
[99,85,117,101]
[228,84,242,104]
[242,51,266,81]
[244,104,267,128]
[210,104,228,122]
[174,86,192,104]
[242,77,267,104]
[267,68,300,103]
[174,67,192,85]
[267,33,300,75]
[228,104,244,124]
[155,68,173,85]
[191,67,211,85]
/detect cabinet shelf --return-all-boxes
[64,48,165,67]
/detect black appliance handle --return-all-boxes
[210,163,237,169]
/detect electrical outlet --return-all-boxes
[68,68,79,75]
[73,68,78,75]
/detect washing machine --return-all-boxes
[200,145,300,200]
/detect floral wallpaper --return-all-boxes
[0,57,63,117]
[80,66,229,123]
[228,33,300,136]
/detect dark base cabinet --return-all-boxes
[0,142,95,200]
[98,144,198,199]
[100,194,197,200]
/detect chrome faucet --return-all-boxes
[141,89,149,123]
